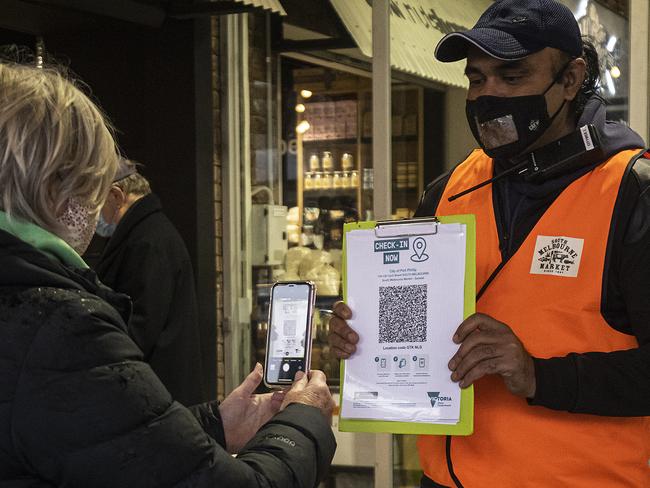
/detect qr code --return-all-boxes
[378,285,427,343]
[283,320,296,336]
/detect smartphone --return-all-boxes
[264,281,316,387]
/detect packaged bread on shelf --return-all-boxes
[298,249,332,278]
[305,263,340,296]
[285,246,312,275]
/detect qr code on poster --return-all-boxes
[378,284,427,343]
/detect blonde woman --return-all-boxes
[0,62,335,487]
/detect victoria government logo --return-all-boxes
[530,236,584,278]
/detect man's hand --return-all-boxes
[328,302,359,359]
[281,370,335,420]
[448,313,536,398]
[218,363,284,453]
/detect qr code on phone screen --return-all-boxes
[378,285,427,343]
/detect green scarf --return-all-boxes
[0,210,88,269]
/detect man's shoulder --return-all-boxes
[129,212,187,251]
[606,149,650,249]
[415,152,480,217]
[114,212,191,272]
[625,150,650,190]
[414,172,451,217]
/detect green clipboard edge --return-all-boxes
[338,214,476,436]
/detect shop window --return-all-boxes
[250,57,445,399]
[563,0,630,121]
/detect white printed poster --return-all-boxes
[341,222,466,423]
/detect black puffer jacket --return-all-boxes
[0,229,336,487]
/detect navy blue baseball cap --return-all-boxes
[435,0,582,62]
[113,158,138,182]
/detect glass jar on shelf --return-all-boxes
[341,152,354,171]
[332,171,343,189]
[321,151,333,172]
[350,170,359,188]
[304,171,314,190]
[309,153,320,172]
[341,171,351,188]
[322,171,333,189]
[313,171,323,189]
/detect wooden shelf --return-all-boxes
[304,187,359,194]
[303,138,357,144]
[296,84,424,221]
[361,135,418,143]
[303,135,418,144]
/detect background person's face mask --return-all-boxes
[95,213,117,238]
[465,63,570,160]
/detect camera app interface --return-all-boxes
[267,284,310,383]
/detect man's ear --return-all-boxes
[563,58,586,102]
[107,186,126,209]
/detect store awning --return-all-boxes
[232,0,286,16]
[329,0,490,88]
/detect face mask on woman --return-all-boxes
[56,198,98,255]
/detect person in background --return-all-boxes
[329,0,650,486]
[94,159,204,405]
[0,60,335,487]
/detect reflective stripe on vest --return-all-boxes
[417,149,650,487]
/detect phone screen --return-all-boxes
[266,282,313,384]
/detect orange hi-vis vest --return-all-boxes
[417,149,650,487]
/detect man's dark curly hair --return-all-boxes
[556,37,601,118]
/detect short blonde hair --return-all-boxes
[0,62,119,239]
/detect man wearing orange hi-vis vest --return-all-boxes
[328,0,650,486]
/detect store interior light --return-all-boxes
[610,66,621,79]
[300,89,313,99]
[296,120,311,134]
[295,103,306,113]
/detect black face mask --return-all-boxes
[465,63,571,160]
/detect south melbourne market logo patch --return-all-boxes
[530,236,584,278]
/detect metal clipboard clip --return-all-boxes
[374,216,440,238]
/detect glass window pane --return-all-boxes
[280,59,373,386]
[562,0,630,121]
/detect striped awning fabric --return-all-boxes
[329,0,490,87]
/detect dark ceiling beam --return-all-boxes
[23,0,166,27]
[275,37,356,53]
[0,0,97,34]
[280,0,348,38]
